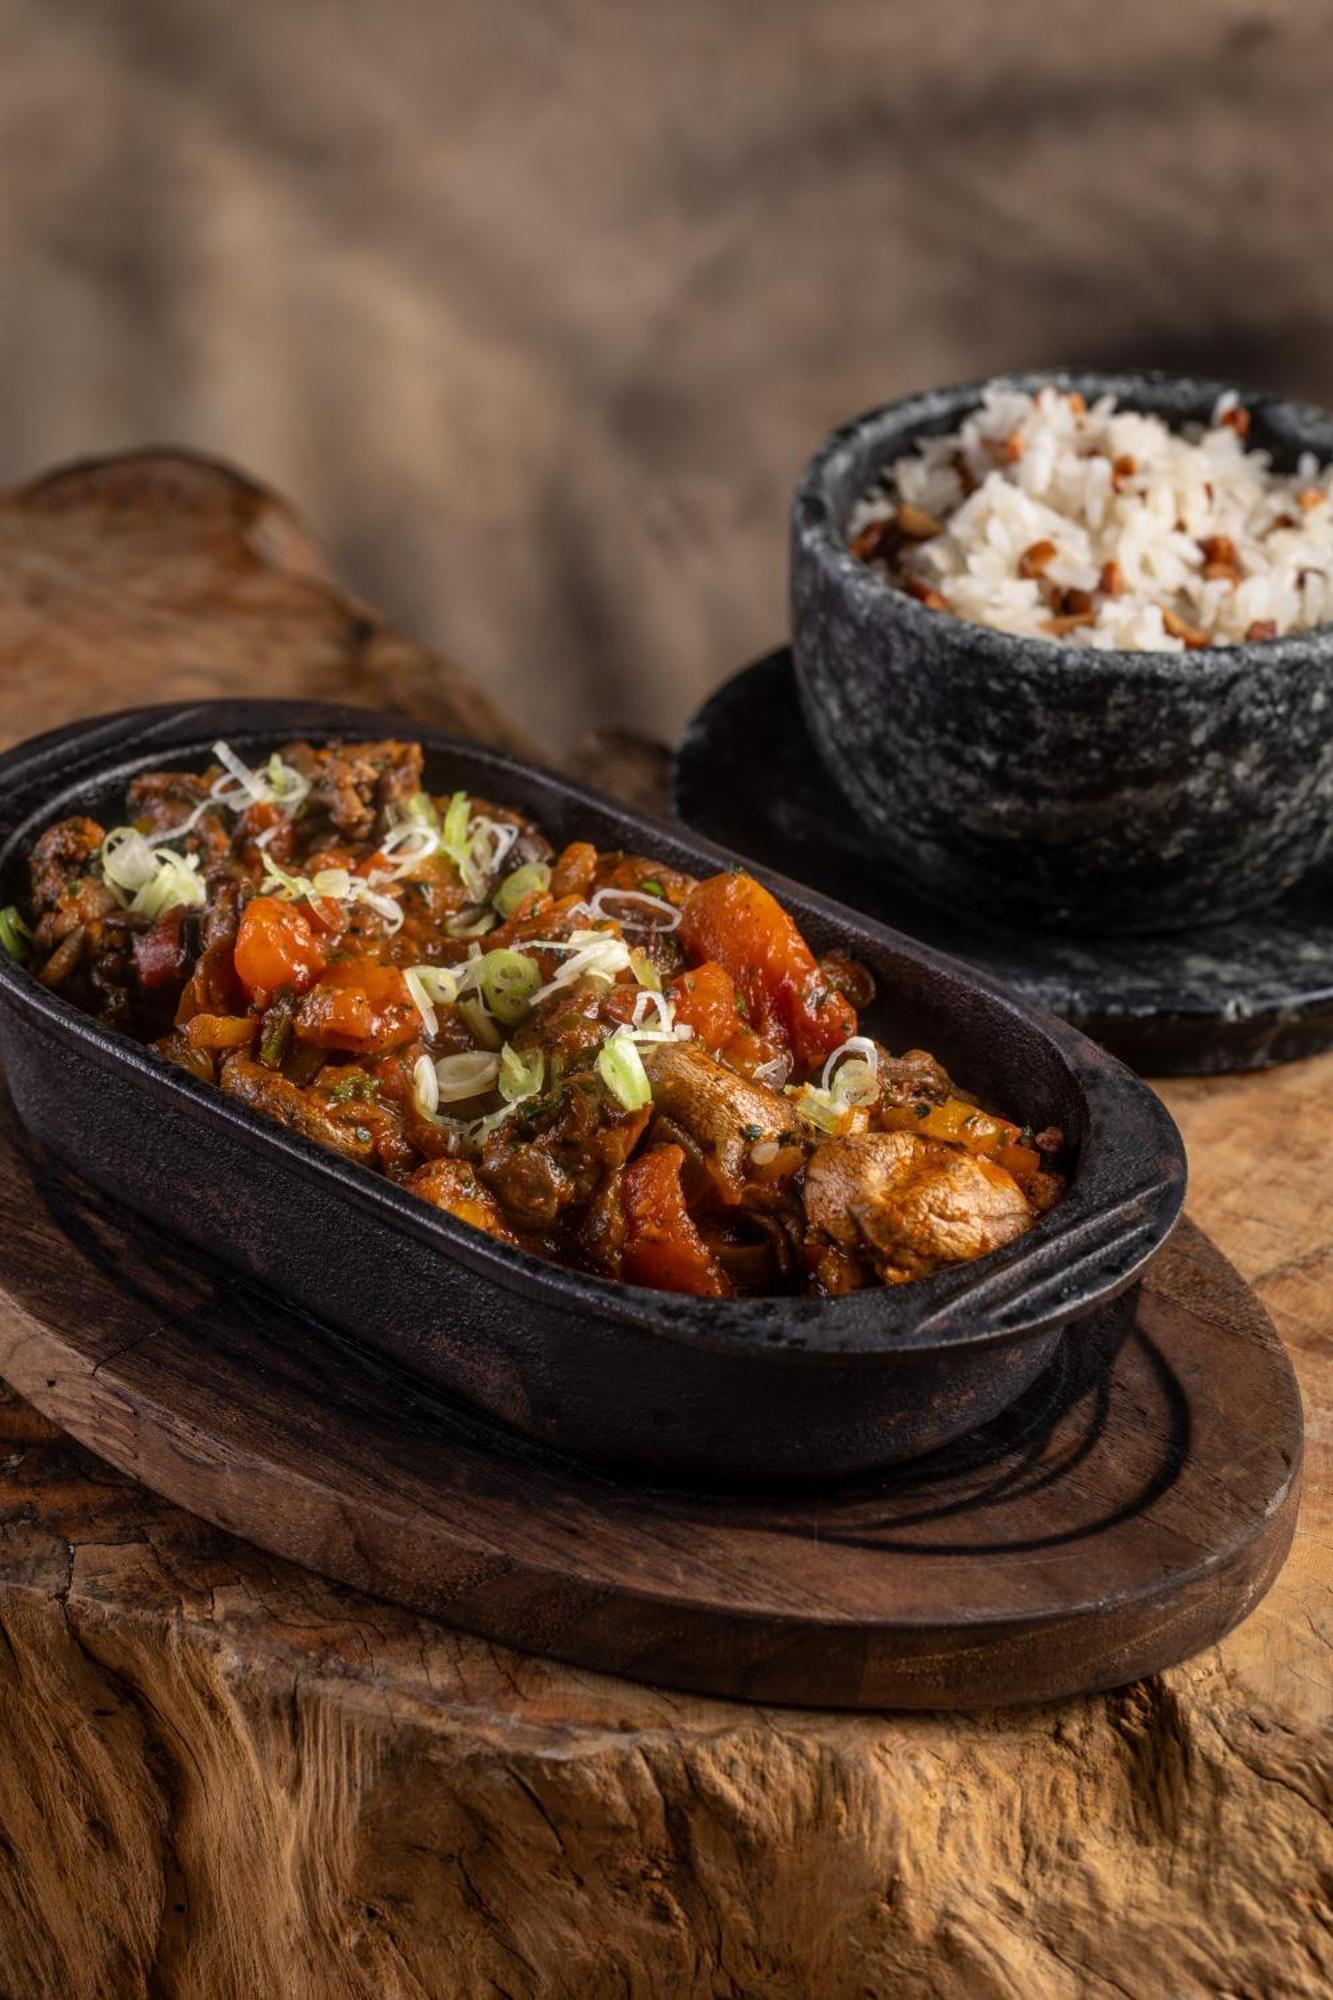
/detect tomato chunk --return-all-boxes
[293,959,419,1054]
[678,872,856,1068]
[620,1145,732,1297]
[234,897,327,1004]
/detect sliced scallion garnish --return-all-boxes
[498,1044,544,1104]
[0,906,33,963]
[493,861,551,918]
[479,948,540,1025]
[596,1028,652,1113]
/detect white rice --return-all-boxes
[848,385,1333,649]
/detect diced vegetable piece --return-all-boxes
[668,961,743,1054]
[258,988,296,1070]
[293,959,419,1054]
[184,1013,257,1052]
[620,1145,733,1297]
[404,1158,516,1241]
[678,872,857,1067]
[233,896,327,1003]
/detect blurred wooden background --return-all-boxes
[3,0,1331,752]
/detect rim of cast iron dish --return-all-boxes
[0,700,1185,1367]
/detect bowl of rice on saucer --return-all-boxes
[791,370,1333,933]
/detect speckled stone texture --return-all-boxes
[790,370,1333,933]
[674,652,1333,1075]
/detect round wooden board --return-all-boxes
[0,1092,1301,1710]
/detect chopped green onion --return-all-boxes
[435,1050,501,1103]
[0,906,32,962]
[457,995,502,1050]
[628,947,662,992]
[404,964,459,1039]
[597,1028,652,1112]
[498,1043,544,1104]
[480,948,540,1025]
[101,827,158,893]
[403,791,441,833]
[637,877,664,898]
[134,851,207,920]
[412,1053,440,1117]
[787,1083,846,1135]
[493,862,551,918]
[446,907,498,940]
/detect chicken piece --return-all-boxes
[803,1130,1033,1283]
[218,1053,376,1165]
[641,1041,802,1205]
[404,1159,517,1243]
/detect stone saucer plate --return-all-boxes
[674,651,1333,1075]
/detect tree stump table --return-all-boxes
[0,453,1328,2000]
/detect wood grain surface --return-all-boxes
[0,452,1328,1999]
[0,1095,1301,1711]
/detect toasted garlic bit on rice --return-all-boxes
[849,385,1333,650]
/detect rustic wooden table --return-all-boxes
[0,452,1328,2000]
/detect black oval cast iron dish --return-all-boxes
[0,701,1187,1483]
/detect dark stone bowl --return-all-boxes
[790,369,1333,934]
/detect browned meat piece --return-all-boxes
[875,1047,955,1110]
[478,1066,648,1228]
[125,771,230,858]
[283,739,424,842]
[803,1131,1033,1283]
[28,816,109,918]
[403,1159,517,1242]
[132,904,197,991]
[478,1128,576,1228]
[218,1054,376,1165]
[86,910,142,1030]
[176,880,241,1022]
[641,1041,802,1205]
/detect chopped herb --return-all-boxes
[65,876,82,896]
[734,991,749,1020]
[330,1072,379,1103]
[914,1102,930,1119]
[1019,1124,1036,1149]
[638,876,664,898]
[743,1123,763,1142]
[777,1129,797,1146]
[353,1125,373,1144]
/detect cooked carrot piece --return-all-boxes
[679,872,857,1067]
[233,897,327,1004]
[620,1145,732,1297]
[293,959,419,1054]
[668,961,745,1053]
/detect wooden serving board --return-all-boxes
[0,1092,1301,1710]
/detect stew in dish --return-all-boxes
[7,739,1064,1297]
